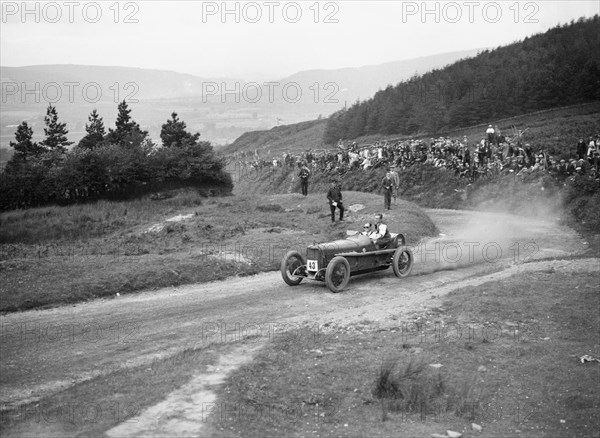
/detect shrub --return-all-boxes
[373,357,486,421]
[0,140,232,211]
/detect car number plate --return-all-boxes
[307,260,318,271]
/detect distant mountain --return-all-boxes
[1,49,484,105]
[0,65,241,102]
[271,49,486,104]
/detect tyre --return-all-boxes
[392,246,413,278]
[281,251,305,286]
[325,256,351,293]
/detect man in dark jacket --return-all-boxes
[326,180,344,222]
[381,171,394,210]
[577,138,587,160]
[298,163,310,196]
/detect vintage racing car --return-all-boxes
[280,232,413,292]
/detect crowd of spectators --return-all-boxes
[228,129,600,184]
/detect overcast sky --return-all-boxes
[1,1,598,79]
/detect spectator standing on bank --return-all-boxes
[326,180,344,223]
[587,136,598,161]
[388,166,400,201]
[476,139,486,167]
[463,145,471,166]
[298,163,310,196]
[486,124,495,144]
[381,170,394,210]
[577,138,588,160]
[494,125,502,146]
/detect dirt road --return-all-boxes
[0,208,591,413]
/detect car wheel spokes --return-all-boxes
[287,258,301,278]
[331,265,348,286]
[325,256,350,293]
[281,250,305,286]
[397,253,409,272]
[392,247,413,278]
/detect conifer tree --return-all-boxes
[86,109,106,136]
[78,109,106,149]
[42,104,72,153]
[106,100,147,147]
[160,112,200,147]
[8,121,45,160]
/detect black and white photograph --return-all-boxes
[1,1,599,436]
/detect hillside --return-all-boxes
[323,16,600,142]
[350,101,600,159]
[222,119,330,157]
[274,48,484,104]
[224,102,600,161]
[229,103,600,232]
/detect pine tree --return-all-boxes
[86,109,106,136]
[8,121,45,161]
[77,109,106,149]
[114,100,137,133]
[42,104,72,153]
[160,112,200,147]
[106,100,148,147]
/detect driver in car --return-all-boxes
[361,223,377,239]
[371,213,391,248]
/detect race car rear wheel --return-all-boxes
[281,251,305,286]
[325,256,350,293]
[392,247,413,278]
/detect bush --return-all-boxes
[373,358,446,416]
[373,357,486,422]
[0,141,232,211]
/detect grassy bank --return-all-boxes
[205,266,600,437]
[223,119,329,157]
[0,189,437,312]
[232,159,600,234]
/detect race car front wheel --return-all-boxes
[281,251,305,286]
[392,247,413,278]
[325,256,350,293]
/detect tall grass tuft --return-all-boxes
[373,357,485,421]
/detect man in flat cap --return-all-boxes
[326,179,344,223]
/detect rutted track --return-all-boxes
[0,209,591,412]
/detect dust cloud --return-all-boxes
[411,192,582,275]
